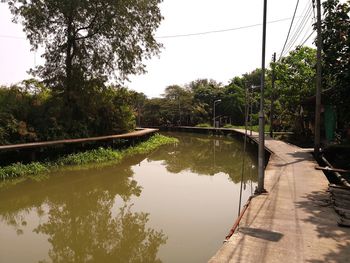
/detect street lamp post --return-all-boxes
[213,99,221,128]
[257,0,268,194]
[249,85,260,135]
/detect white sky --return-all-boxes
[0,0,317,98]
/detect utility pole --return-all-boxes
[213,99,221,128]
[250,98,253,136]
[314,0,322,157]
[249,87,253,136]
[257,0,267,194]
[178,97,181,126]
[269,52,276,138]
[137,103,141,127]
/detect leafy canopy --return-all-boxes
[8,0,163,91]
[321,0,350,124]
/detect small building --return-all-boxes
[301,88,337,143]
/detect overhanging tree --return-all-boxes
[8,0,163,104]
[321,0,350,127]
[274,46,316,131]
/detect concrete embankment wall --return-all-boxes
[0,128,158,165]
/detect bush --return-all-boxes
[0,134,178,180]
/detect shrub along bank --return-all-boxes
[0,134,178,180]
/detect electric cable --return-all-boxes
[279,0,300,60]
[282,1,312,54]
[156,17,297,39]
[299,29,316,46]
[280,1,314,58]
[282,6,313,56]
[0,16,303,42]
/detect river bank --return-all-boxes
[0,134,178,181]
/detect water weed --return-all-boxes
[0,134,178,180]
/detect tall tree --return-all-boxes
[222,79,245,125]
[188,79,223,124]
[8,0,163,103]
[321,0,350,126]
[163,85,194,125]
[274,46,316,130]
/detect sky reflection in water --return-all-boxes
[0,132,257,263]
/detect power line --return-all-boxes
[1,17,299,41]
[282,4,313,56]
[156,17,296,39]
[279,0,300,60]
[299,29,316,46]
[297,20,314,46]
[279,0,315,58]
[285,0,312,46]
[283,8,312,55]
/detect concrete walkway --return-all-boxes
[209,131,350,263]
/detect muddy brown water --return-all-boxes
[0,132,257,263]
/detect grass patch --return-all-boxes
[0,134,178,180]
[195,123,212,128]
[55,147,122,166]
[0,162,49,180]
[223,124,270,132]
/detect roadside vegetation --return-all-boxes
[0,0,348,149]
[222,124,271,132]
[1,0,162,145]
[0,134,178,180]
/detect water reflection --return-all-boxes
[149,132,257,183]
[0,132,257,263]
[34,203,166,263]
[0,157,167,263]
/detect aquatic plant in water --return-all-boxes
[0,134,178,180]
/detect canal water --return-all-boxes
[0,132,257,263]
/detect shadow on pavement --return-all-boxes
[296,190,350,263]
[239,227,283,242]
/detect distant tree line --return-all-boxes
[0,0,348,145]
[139,46,317,133]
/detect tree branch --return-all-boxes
[75,13,98,35]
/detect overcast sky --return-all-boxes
[0,0,317,97]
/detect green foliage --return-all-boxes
[222,124,235,128]
[56,148,122,166]
[5,0,162,139]
[141,78,247,127]
[0,134,178,180]
[223,124,270,132]
[195,123,212,127]
[0,81,45,143]
[0,162,48,180]
[142,98,167,126]
[8,0,163,90]
[321,0,350,126]
[162,85,194,125]
[222,79,245,125]
[273,46,316,131]
[0,82,137,144]
[124,134,178,156]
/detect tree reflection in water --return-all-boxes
[149,132,258,183]
[0,157,167,263]
[34,202,166,263]
[0,132,256,263]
